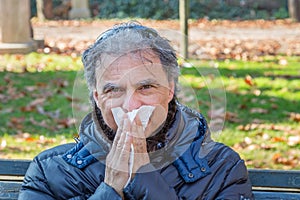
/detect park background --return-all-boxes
[0,0,299,170]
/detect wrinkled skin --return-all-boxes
[93,51,174,197]
[104,116,149,197]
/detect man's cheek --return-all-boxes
[102,112,118,131]
[147,106,168,131]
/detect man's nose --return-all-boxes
[122,92,142,112]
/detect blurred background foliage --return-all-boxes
[30,0,289,20]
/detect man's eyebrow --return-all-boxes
[135,79,160,87]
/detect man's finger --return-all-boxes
[134,115,143,127]
[122,117,132,134]
[111,114,127,151]
[132,122,147,154]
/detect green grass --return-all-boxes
[0,53,299,169]
[180,56,300,169]
[0,53,82,158]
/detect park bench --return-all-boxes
[0,159,299,199]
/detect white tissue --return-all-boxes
[124,144,134,188]
[111,105,155,188]
[111,105,155,130]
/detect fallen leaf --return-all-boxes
[0,94,8,103]
[271,103,278,109]
[25,85,38,92]
[4,74,12,83]
[260,143,274,150]
[37,135,56,145]
[29,117,54,130]
[1,108,15,114]
[250,108,268,114]
[28,98,47,107]
[244,75,254,86]
[56,118,76,129]
[244,137,252,145]
[7,117,25,129]
[20,106,35,112]
[53,78,69,88]
[237,123,299,135]
[252,89,261,96]
[7,86,25,100]
[0,140,7,150]
[21,98,47,112]
[271,137,286,142]
[246,144,258,151]
[272,153,282,162]
[278,58,288,65]
[15,54,24,61]
[225,111,240,123]
[36,82,47,87]
[262,133,270,140]
[287,136,300,146]
[251,119,265,124]
[289,112,300,122]
[239,104,247,109]
[25,137,37,142]
[37,106,60,119]
[272,152,298,167]
[14,132,31,142]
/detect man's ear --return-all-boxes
[168,81,175,103]
[93,90,100,108]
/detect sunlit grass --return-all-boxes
[0,133,74,159]
[0,52,83,72]
[0,53,299,169]
[180,56,300,169]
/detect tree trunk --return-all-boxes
[36,0,45,21]
[179,0,189,59]
[288,0,300,21]
[43,0,54,19]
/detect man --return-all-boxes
[19,22,253,199]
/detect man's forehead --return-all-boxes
[96,52,163,79]
[95,54,168,88]
[101,50,161,67]
[99,63,165,82]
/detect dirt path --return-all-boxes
[32,19,300,59]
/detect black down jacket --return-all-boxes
[19,104,253,200]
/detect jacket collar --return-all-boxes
[62,103,212,182]
[172,120,211,182]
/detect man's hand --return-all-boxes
[104,117,132,197]
[132,117,150,175]
[104,115,150,197]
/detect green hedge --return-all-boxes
[90,0,179,19]
[30,0,289,20]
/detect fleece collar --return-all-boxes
[63,104,212,183]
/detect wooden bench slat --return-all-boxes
[253,191,300,200]
[1,159,300,200]
[0,181,22,200]
[249,169,300,189]
[0,159,31,176]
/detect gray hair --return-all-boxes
[82,21,180,99]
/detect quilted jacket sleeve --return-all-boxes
[18,158,56,200]
[215,160,254,200]
[19,158,126,200]
[123,164,179,200]
[87,182,122,200]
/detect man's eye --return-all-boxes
[139,85,153,90]
[105,87,122,94]
[111,88,121,92]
